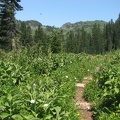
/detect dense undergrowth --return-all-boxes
[84,50,120,120]
[1,46,117,120]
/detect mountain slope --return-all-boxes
[60,20,107,32]
[16,20,107,34]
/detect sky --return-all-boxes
[15,0,120,27]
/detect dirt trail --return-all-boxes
[74,74,93,120]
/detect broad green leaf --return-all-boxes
[13,100,22,105]
[45,114,53,119]
[0,112,10,119]
[13,79,17,84]
[12,114,23,120]
[114,87,119,94]
[31,118,41,120]
[7,93,12,101]
[0,105,5,110]
[26,84,31,90]
[54,106,61,113]
[105,80,111,85]
[7,66,12,71]
[5,102,9,107]
[54,106,61,119]
[23,115,34,120]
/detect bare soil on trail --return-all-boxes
[74,75,93,120]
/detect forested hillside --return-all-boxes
[1,15,120,55]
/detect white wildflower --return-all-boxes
[87,106,90,110]
[65,76,68,78]
[87,69,90,72]
[44,104,48,107]
[30,99,35,104]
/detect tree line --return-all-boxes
[65,15,120,54]
[0,1,120,54]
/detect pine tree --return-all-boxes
[26,26,33,45]
[91,23,104,54]
[0,0,22,50]
[50,30,62,53]
[90,23,97,54]
[65,31,75,53]
[105,20,114,52]
[34,25,46,45]
[114,14,120,49]
[80,27,89,53]
[74,31,81,53]
[19,22,27,46]
[19,22,33,46]
[34,25,47,53]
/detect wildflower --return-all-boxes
[87,69,90,72]
[44,104,48,107]
[30,99,35,104]
[65,76,68,78]
[87,106,90,110]
[33,83,36,86]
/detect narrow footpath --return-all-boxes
[74,75,93,120]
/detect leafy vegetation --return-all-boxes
[1,45,120,120]
[84,50,120,120]
[0,46,105,120]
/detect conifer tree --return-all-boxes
[80,27,89,53]
[114,14,120,49]
[0,0,22,50]
[19,22,27,46]
[74,31,81,53]
[34,25,46,45]
[105,21,114,52]
[19,22,33,46]
[65,31,75,53]
[91,23,104,54]
[34,25,47,52]
[50,30,62,53]
[26,26,33,45]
